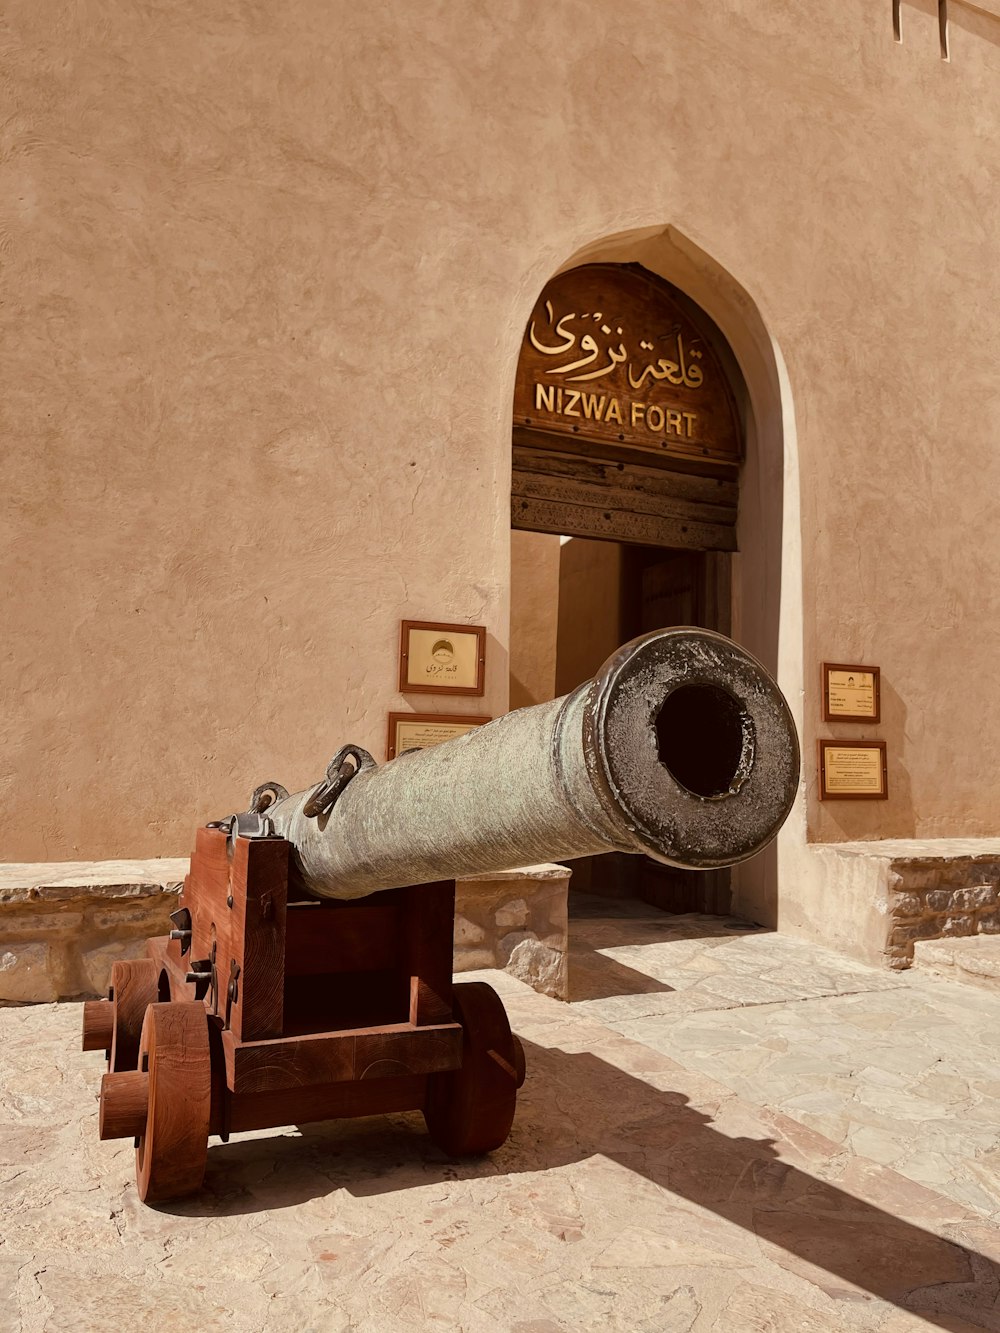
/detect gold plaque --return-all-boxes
[514,263,742,468]
[399,620,486,696]
[822,662,880,723]
[819,740,888,800]
[387,712,490,760]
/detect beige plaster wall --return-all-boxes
[3,0,1000,880]
[509,531,560,711]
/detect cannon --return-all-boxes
[82,627,799,1202]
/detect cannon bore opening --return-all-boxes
[655,683,749,798]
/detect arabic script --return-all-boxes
[528,301,705,390]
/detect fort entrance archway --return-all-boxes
[508,227,800,925]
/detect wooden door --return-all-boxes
[630,547,731,638]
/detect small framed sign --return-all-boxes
[822,662,881,724]
[387,712,491,760]
[818,739,888,800]
[399,620,487,696]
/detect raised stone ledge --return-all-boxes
[0,859,570,1003]
[0,859,189,902]
[810,839,1000,971]
[0,860,188,1003]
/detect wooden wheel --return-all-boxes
[423,981,523,1156]
[108,958,160,1072]
[134,1002,211,1203]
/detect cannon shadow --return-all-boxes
[167,1037,1000,1329]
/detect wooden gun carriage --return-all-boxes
[82,628,799,1203]
[84,828,522,1202]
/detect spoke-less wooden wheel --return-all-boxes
[134,1002,211,1203]
[423,981,524,1156]
[82,957,160,1069]
[109,958,160,1072]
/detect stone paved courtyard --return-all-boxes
[4,898,1000,1331]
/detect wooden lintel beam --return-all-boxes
[511,494,737,551]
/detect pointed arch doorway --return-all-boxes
[509,260,748,915]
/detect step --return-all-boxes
[912,934,1000,993]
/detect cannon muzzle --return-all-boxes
[254,628,799,899]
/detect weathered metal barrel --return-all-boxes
[260,628,799,900]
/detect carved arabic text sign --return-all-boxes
[515,264,741,466]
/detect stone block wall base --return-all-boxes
[883,847,1000,968]
[455,864,570,999]
[0,860,188,1002]
[0,859,571,1003]
[807,839,1000,971]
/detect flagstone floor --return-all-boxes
[3,896,1000,1332]
[569,899,1000,1223]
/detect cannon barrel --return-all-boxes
[259,628,800,900]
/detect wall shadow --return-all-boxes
[567,947,675,1002]
[566,903,768,1001]
[565,894,770,1000]
[165,1040,998,1328]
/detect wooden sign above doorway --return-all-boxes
[514,264,741,470]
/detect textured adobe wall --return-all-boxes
[2,0,999,876]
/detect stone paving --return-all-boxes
[570,899,1000,1225]
[3,898,1000,1331]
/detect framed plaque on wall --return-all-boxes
[818,739,888,800]
[398,621,486,696]
[822,662,881,724]
[387,712,490,761]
